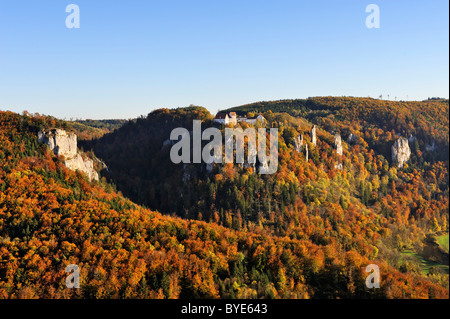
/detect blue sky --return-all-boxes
[0,0,448,119]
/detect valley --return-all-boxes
[0,97,448,299]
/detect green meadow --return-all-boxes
[401,250,449,275]
[437,234,449,253]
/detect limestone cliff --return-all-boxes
[305,143,309,162]
[311,125,317,146]
[334,133,343,156]
[65,154,99,182]
[38,129,99,181]
[391,138,411,168]
[294,134,303,153]
[334,133,343,170]
[38,129,77,159]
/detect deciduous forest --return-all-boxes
[0,97,448,299]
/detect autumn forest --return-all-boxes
[0,96,448,299]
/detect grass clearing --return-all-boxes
[401,250,449,275]
[437,234,449,253]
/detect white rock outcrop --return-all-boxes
[311,125,317,146]
[347,133,357,144]
[335,133,343,156]
[38,129,77,159]
[65,154,98,181]
[294,134,304,153]
[305,143,309,162]
[391,138,411,168]
[38,129,99,181]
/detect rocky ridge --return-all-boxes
[38,129,99,181]
[391,138,411,168]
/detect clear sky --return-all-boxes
[0,0,448,119]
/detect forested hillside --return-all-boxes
[80,97,449,297]
[226,97,449,162]
[0,96,448,299]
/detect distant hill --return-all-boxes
[68,119,128,141]
[225,96,449,146]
